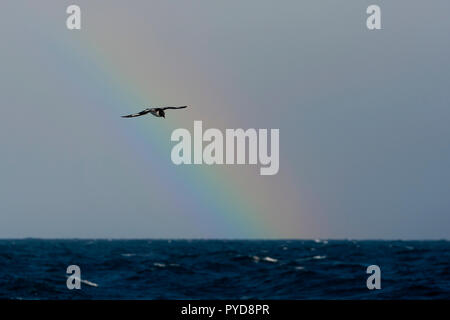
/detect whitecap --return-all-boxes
[294,266,305,270]
[80,279,99,287]
[121,253,136,257]
[313,255,327,260]
[263,256,278,263]
[252,256,261,262]
[154,262,166,267]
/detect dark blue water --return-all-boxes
[0,240,448,299]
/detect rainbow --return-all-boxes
[28,4,303,238]
[60,30,272,237]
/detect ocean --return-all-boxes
[0,240,448,299]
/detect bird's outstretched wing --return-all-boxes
[161,106,188,110]
[121,108,152,118]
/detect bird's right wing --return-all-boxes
[121,108,152,118]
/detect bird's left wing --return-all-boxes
[161,106,188,110]
[121,108,152,118]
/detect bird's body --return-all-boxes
[121,106,187,119]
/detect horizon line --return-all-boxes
[0,237,448,241]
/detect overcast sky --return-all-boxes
[0,1,449,239]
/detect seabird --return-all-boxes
[121,106,187,119]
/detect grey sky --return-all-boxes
[0,1,449,239]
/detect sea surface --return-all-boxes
[0,240,448,299]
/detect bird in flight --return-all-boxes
[121,106,188,119]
